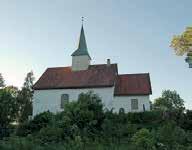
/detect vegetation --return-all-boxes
[0,71,34,130]
[17,71,34,123]
[153,90,185,111]
[171,27,192,56]
[0,73,192,149]
[0,86,19,128]
[0,73,5,88]
[171,26,192,67]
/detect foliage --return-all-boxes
[0,137,36,150]
[0,73,5,88]
[23,71,35,92]
[17,71,34,123]
[1,90,192,149]
[16,111,54,136]
[156,121,187,149]
[28,111,54,132]
[0,136,134,150]
[38,126,63,143]
[171,27,192,67]
[182,110,192,130]
[171,26,192,56]
[132,128,156,150]
[55,91,105,140]
[0,86,19,127]
[154,90,185,111]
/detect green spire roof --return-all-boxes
[71,25,91,59]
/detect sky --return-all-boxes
[0,0,191,108]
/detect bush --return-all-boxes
[156,121,187,149]
[0,136,39,150]
[56,91,105,140]
[16,111,55,137]
[16,122,31,136]
[29,111,55,132]
[38,126,63,143]
[132,128,156,150]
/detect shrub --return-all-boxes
[0,136,39,150]
[16,111,55,137]
[28,111,54,133]
[156,121,187,149]
[16,122,31,136]
[58,91,105,140]
[132,128,156,150]
[38,126,63,144]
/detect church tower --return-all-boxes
[71,23,91,71]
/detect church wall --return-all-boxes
[33,87,114,116]
[112,95,150,113]
[72,55,90,71]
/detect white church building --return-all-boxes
[32,25,152,117]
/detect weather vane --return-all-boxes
[81,17,84,25]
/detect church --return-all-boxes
[32,24,152,117]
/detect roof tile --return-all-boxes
[33,64,118,90]
[114,73,152,95]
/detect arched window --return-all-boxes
[61,94,69,109]
[119,108,125,114]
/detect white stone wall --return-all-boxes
[112,95,150,113]
[33,87,114,116]
[72,55,90,71]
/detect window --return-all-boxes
[131,99,138,110]
[61,94,69,109]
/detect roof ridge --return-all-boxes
[46,63,118,70]
[47,66,71,69]
[90,63,117,66]
[118,73,149,76]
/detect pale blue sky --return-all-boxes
[0,0,191,108]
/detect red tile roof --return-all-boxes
[33,64,118,90]
[33,64,152,95]
[114,73,152,95]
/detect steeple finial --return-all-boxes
[81,17,84,25]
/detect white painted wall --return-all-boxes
[33,87,114,116]
[112,95,150,113]
[72,55,90,71]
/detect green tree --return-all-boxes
[154,90,185,111]
[17,71,35,122]
[0,73,5,88]
[55,91,105,140]
[132,128,156,150]
[0,86,19,127]
[171,27,192,67]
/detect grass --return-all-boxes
[0,137,134,150]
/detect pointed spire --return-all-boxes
[71,18,91,59]
[78,24,88,52]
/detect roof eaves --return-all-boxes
[33,84,114,90]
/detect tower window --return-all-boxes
[131,99,138,110]
[61,94,69,109]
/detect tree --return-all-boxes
[0,86,19,127]
[23,71,35,92]
[55,91,105,140]
[132,128,156,150]
[0,73,5,88]
[17,71,35,122]
[171,27,192,67]
[153,90,185,111]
